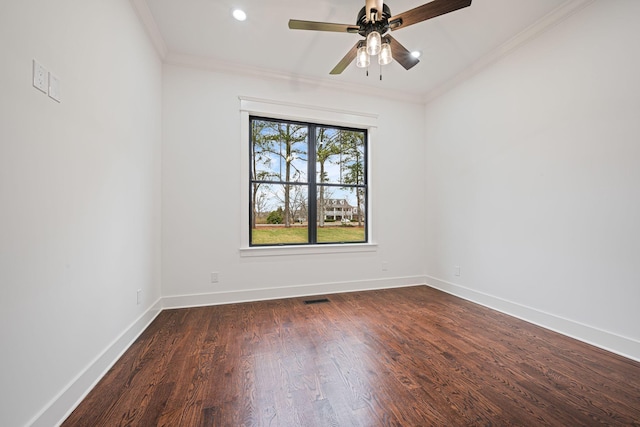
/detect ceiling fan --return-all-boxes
[288,0,472,75]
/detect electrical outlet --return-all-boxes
[136,289,142,305]
[382,261,389,271]
[211,272,219,283]
[33,59,47,93]
[454,266,461,277]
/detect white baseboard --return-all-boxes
[162,276,425,309]
[30,298,163,427]
[425,275,640,362]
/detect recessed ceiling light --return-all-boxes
[232,9,247,21]
[411,51,422,59]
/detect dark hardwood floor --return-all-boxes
[63,286,640,426]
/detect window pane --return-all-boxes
[316,187,366,243]
[251,184,309,245]
[250,116,367,247]
[316,127,365,185]
[252,119,308,183]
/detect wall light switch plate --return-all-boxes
[48,72,61,102]
[33,59,47,93]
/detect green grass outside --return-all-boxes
[251,226,365,245]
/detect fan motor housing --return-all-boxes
[356,5,391,37]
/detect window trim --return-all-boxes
[239,97,378,256]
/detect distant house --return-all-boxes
[322,198,357,221]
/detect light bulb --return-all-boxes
[378,41,392,65]
[366,31,381,56]
[356,46,370,68]
[232,9,247,21]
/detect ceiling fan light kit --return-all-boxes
[288,0,472,76]
[366,31,382,56]
[379,40,393,65]
[356,44,371,68]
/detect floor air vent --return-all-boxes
[304,298,330,305]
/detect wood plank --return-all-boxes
[62,286,640,426]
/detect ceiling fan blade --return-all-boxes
[389,0,472,31]
[289,19,359,33]
[330,42,360,75]
[387,35,419,70]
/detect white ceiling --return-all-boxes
[137,0,591,102]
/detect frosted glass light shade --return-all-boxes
[378,41,392,65]
[356,46,370,68]
[366,31,381,56]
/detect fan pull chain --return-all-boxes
[380,63,382,81]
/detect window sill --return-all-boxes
[239,243,378,258]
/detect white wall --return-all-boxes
[424,0,640,360]
[161,64,426,305]
[0,1,162,426]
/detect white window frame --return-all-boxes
[239,96,378,257]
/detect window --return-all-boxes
[250,116,367,246]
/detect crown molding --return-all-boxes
[130,0,168,59]
[423,0,596,104]
[134,0,595,106]
[164,52,425,105]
